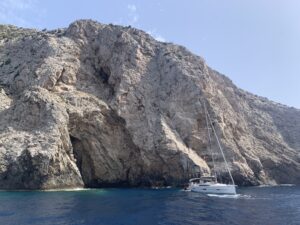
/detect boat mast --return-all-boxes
[204,102,235,186]
[203,102,217,182]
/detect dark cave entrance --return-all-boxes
[70,135,95,187]
[70,136,84,177]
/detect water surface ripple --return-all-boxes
[0,186,299,225]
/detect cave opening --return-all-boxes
[70,136,84,177]
[70,135,94,187]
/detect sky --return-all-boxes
[0,0,299,108]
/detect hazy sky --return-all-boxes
[0,0,299,108]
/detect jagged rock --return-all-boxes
[0,20,299,189]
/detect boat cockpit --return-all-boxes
[189,176,217,186]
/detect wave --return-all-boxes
[258,184,296,188]
[207,194,252,199]
[42,188,92,192]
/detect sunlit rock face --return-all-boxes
[0,20,299,189]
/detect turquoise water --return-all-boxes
[0,186,299,225]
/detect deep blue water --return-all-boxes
[0,186,299,225]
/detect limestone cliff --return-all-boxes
[0,20,299,189]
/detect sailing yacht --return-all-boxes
[187,102,237,195]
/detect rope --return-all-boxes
[203,102,217,182]
[204,101,235,185]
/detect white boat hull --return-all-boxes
[190,183,236,195]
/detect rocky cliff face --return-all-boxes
[0,20,299,189]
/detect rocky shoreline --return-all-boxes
[0,20,299,189]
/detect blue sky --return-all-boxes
[0,0,299,108]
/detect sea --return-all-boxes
[0,186,299,225]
